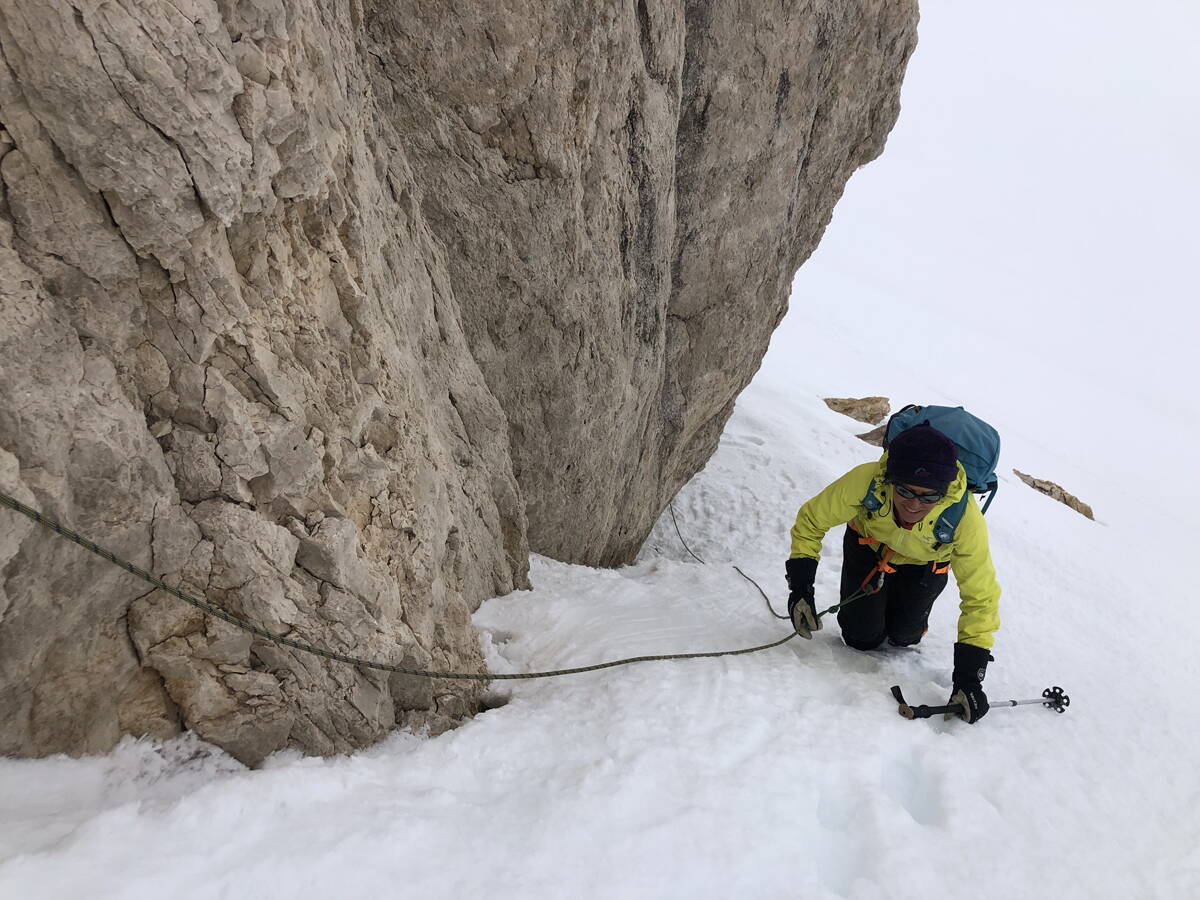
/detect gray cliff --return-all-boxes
[0,0,917,763]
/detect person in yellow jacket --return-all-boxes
[785,423,1000,723]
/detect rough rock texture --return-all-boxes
[0,0,917,762]
[1013,470,1095,520]
[824,396,891,425]
[379,2,919,564]
[857,423,888,446]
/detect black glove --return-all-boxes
[946,641,993,723]
[785,557,821,639]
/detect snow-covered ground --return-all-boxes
[3,2,1197,898]
[2,382,1195,899]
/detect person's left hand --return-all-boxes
[945,642,993,723]
[949,685,989,723]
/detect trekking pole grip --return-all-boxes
[890,685,962,720]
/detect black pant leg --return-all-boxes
[837,526,887,651]
[883,563,949,646]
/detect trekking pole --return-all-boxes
[890,685,1069,720]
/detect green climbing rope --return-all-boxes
[1,491,808,681]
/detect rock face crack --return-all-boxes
[0,0,917,762]
[92,189,144,267]
[71,7,206,220]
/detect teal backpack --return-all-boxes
[861,404,1001,547]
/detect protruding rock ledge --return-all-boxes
[824,396,891,426]
[1013,470,1095,520]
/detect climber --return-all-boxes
[785,424,1000,723]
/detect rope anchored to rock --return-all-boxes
[0,491,805,681]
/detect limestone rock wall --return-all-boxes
[0,0,528,764]
[374,0,919,564]
[0,0,917,763]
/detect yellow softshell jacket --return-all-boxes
[789,453,1001,650]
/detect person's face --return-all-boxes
[892,482,944,525]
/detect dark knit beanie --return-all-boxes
[886,423,958,490]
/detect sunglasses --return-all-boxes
[893,483,944,504]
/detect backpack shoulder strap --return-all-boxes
[932,494,970,549]
[979,481,998,514]
[861,479,883,517]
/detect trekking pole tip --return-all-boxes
[1042,686,1070,713]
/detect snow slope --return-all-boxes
[3,2,1199,897]
[2,374,1196,899]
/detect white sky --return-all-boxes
[772,0,1199,526]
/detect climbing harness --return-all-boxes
[1,491,814,682]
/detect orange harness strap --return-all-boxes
[859,546,897,593]
[851,522,945,585]
[849,523,896,592]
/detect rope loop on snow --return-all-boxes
[666,502,873,623]
[0,491,802,681]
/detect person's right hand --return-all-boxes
[785,557,821,639]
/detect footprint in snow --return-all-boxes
[816,768,880,895]
[824,641,883,675]
[882,746,948,828]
